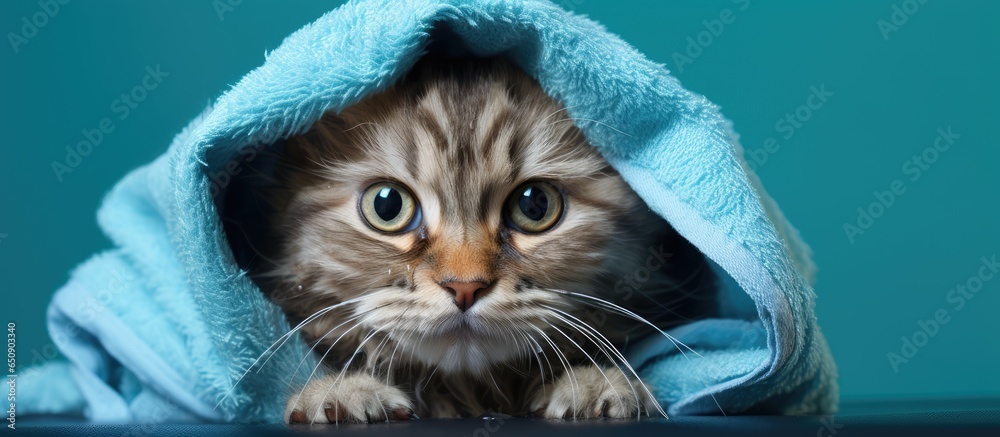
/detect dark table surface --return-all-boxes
[18,398,1000,436]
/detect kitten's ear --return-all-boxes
[285,112,366,167]
[282,85,401,184]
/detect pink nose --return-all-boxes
[440,281,491,312]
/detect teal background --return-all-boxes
[2,0,998,404]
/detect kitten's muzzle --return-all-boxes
[439,280,492,312]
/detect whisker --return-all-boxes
[286,313,366,392]
[260,292,389,371]
[542,305,663,415]
[367,306,412,380]
[561,117,634,138]
[343,121,380,132]
[289,318,368,420]
[368,333,395,377]
[529,326,580,417]
[519,330,548,384]
[385,329,412,386]
[288,301,396,421]
[215,292,381,410]
[543,321,629,418]
[543,306,662,419]
[544,288,706,358]
[487,370,512,406]
[539,104,577,124]
[312,326,387,424]
[420,361,442,392]
[543,288,727,416]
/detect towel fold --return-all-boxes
[21,0,837,422]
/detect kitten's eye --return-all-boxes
[505,182,564,233]
[360,182,420,233]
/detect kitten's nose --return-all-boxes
[440,280,491,312]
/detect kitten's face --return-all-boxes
[270,60,659,373]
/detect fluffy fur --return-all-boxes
[241,57,713,422]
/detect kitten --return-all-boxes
[235,57,714,423]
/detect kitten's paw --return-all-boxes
[530,366,643,419]
[285,373,414,424]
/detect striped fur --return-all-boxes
[253,57,712,422]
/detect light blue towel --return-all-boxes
[21,0,837,422]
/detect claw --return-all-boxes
[392,408,414,420]
[324,403,349,423]
[596,400,610,418]
[288,411,306,424]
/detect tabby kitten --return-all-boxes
[245,57,712,423]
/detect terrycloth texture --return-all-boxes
[21,0,837,422]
